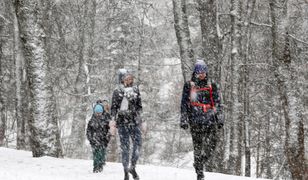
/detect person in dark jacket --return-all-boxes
[86,103,111,173]
[180,59,224,180]
[111,69,143,180]
[111,69,142,180]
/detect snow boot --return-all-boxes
[124,170,129,180]
[98,166,103,173]
[93,169,99,173]
[197,173,204,180]
[129,167,140,180]
[93,166,99,173]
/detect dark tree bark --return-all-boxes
[0,14,6,147]
[172,0,194,82]
[241,0,256,176]
[69,0,90,158]
[270,1,305,179]
[197,0,220,81]
[6,0,30,150]
[15,0,63,157]
[229,0,242,175]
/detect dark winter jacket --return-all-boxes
[180,74,223,127]
[86,113,111,148]
[111,85,142,127]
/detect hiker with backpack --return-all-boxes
[180,59,224,180]
[111,69,143,180]
[86,102,111,173]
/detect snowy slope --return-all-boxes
[0,148,267,180]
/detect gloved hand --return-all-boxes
[135,114,143,124]
[215,112,224,129]
[180,123,189,130]
[109,120,117,136]
[217,123,224,129]
[140,121,147,135]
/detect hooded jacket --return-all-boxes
[86,113,111,148]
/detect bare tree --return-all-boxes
[241,0,256,176]
[10,0,29,150]
[172,0,195,82]
[228,0,242,175]
[0,12,6,147]
[196,0,221,81]
[68,0,91,158]
[15,0,63,157]
[196,0,225,173]
[270,0,306,179]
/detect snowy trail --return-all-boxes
[0,148,267,180]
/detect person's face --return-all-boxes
[196,72,206,80]
[124,75,134,87]
[95,112,102,117]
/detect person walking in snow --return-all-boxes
[180,59,224,180]
[111,69,144,180]
[86,102,111,173]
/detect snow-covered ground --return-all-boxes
[0,148,267,180]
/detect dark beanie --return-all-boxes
[193,59,208,74]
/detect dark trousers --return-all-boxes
[190,124,217,174]
[118,125,142,171]
[92,146,106,171]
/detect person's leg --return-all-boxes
[191,125,204,178]
[129,125,142,179]
[130,125,142,168]
[92,147,101,173]
[203,126,217,172]
[97,146,106,172]
[119,126,130,172]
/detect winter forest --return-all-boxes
[0,0,307,179]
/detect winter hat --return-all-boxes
[194,59,208,74]
[117,68,133,84]
[94,104,104,113]
[117,69,127,84]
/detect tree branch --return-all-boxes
[288,34,308,46]
[218,13,232,17]
[250,21,272,28]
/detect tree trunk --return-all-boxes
[197,1,224,172]
[229,0,242,175]
[256,120,261,177]
[197,0,220,81]
[172,0,194,82]
[270,1,306,179]
[13,3,28,150]
[0,15,6,147]
[69,0,89,158]
[241,0,256,176]
[15,0,63,157]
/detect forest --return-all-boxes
[0,0,307,179]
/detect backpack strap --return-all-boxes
[189,82,215,113]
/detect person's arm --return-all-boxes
[180,82,191,129]
[135,87,143,117]
[110,89,121,118]
[212,82,222,112]
[104,112,111,122]
[212,82,224,128]
[103,117,111,148]
[86,121,94,146]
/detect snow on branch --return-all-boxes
[218,13,232,17]
[288,33,308,46]
[250,21,272,28]
[0,14,9,24]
